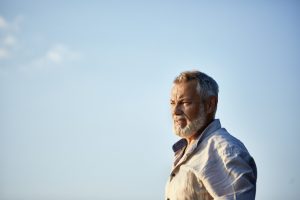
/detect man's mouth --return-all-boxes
[175,118,187,127]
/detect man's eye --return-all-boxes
[183,102,191,105]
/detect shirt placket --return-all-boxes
[170,143,197,181]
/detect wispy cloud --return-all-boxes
[3,35,17,47]
[0,15,23,60]
[27,44,81,70]
[0,15,82,71]
[0,48,9,59]
[0,15,24,31]
[46,44,81,64]
[0,16,10,59]
[0,16,8,29]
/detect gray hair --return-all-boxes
[174,70,219,115]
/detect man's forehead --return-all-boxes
[171,81,199,98]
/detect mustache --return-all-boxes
[173,111,192,121]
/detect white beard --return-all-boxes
[173,107,206,139]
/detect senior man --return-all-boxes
[165,71,257,200]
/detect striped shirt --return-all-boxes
[165,119,257,200]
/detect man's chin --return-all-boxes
[173,126,196,139]
[173,117,205,139]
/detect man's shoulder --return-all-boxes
[205,128,250,157]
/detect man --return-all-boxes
[165,71,257,200]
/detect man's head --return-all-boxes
[171,70,219,139]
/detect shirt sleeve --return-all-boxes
[200,145,257,200]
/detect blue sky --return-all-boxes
[0,1,299,199]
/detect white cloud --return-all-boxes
[0,15,82,70]
[0,15,23,31]
[0,16,22,61]
[46,50,63,63]
[0,48,10,59]
[46,44,81,63]
[28,44,81,69]
[3,35,17,47]
[46,45,67,63]
[0,16,7,29]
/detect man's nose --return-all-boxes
[173,103,183,115]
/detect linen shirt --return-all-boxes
[165,119,257,200]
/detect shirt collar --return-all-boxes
[172,119,221,153]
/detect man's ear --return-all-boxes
[206,96,218,114]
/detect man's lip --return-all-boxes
[175,118,186,124]
[175,117,186,121]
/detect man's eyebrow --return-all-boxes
[170,97,192,101]
[181,97,192,101]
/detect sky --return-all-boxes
[0,0,300,199]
